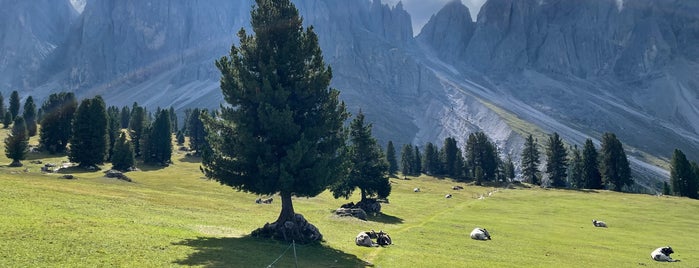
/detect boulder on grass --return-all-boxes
[335,208,368,220]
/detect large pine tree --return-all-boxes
[4,116,28,167]
[39,92,77,154]
[386,140,398,177]
[201,0,348,243]
[69,96,109,168]
[330,111,390,203]
[599,132,632,191]
[582,139,603,189]
[22,96,37,136]
[545,132,568,187]
[521,134,541,185]
[670,149,698,199]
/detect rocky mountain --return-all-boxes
[0,0,76,89]
[3,0,697,190]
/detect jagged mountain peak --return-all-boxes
[416,0,475,64]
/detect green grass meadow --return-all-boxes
[1,129,698,267]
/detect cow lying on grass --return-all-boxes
[355,230,392,247]
[592,219,607,228]
[651,246,678,262]
[255,197,273,204]
[470,228,491,240]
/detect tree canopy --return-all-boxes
[521,134,541,185]
[39,92,77,154]
[330,111,390,202]
[200,0,348,243]
[69,96,109,168]
[4,116,28,167]
[599,132,632,191]
[545,132,568,188]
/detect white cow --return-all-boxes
[413,188,420,192]
[592,219,607,228]
[355,232,377,247]
[651,246,678,262]
[470,228,491,240]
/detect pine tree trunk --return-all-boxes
[360,188,367,203]
[275,192,296,224]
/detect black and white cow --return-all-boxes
[592,219,607,228]
[470,228,491,240]
[651,246,678,262]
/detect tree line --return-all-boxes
[389,131,699,198]
[1,91,211,172]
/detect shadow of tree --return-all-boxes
[368,213,404,224]
[178,155,202,163]
[173,236,371,267]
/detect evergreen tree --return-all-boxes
[9,90,20,120]
[129,104,147,157]
[69,96,109,168]
[401,144,415,176]
[414,146,422,175]
[169,106,178,133]
[186,108,207,155]
[599,132,632,191]
[143,109,172,165]
[111,132,135,171]
[568,145,583,188]
[120,106,131,129]
[545,132,568,187]
[521,134,541,185]
[4,116,28,167]
[422,142,440,176]
[692,162,699,198]
[200,0,348,243]
[385,140,398,177]
[662,181,671,195]
[504,155,515,182]
[581,139,603,189]
[107,106,121,160]
[330,111,390,202]
[441,137,460,178]
[670,149,697,198]
[22,96,37,136]
[0,92,5,120]
[3,111,11,128]
[465,132,498,183]
[176,130,185,146]
[39,92,77,154]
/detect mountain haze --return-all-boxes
[2,0,698,190]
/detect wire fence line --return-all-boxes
[266,240,299,268]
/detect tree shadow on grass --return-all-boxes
[172,235,371,267]
[178,155,202,163]
[368,213,404,224]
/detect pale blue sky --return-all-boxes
[381,0,487,34]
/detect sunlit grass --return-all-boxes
[1,128,697,267]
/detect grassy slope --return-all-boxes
[1,129,698,267]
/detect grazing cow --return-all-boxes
[592,219,607,228]
[377,230,392,246]
[262,197,273,204]
[470,228,491,240]
[355,232,377,247]
[255,198,262,204]
[651,246,678,262]
[414,188,420,192]
[452,185,464,190]
[445,194,452,198]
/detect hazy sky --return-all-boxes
[382,0,487,35]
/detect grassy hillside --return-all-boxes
[1,129,698,267]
